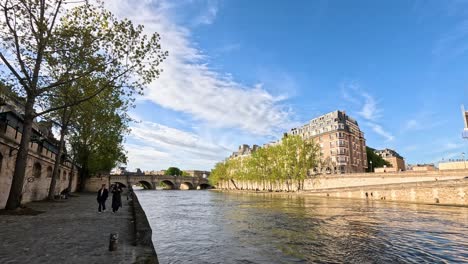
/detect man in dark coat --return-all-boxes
[97,184,109,213]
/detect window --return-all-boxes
[62,170,67,180]
[47,167,53,178]
[33,162,42,178]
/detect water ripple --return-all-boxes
[136,190,468,264]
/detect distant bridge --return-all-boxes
[109,174,212,190]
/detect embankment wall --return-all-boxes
[217,170,468,191]
[307,179,467,206]
[132,193,159,264]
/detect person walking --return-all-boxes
[111,184,123,213]
[97,184,109,213]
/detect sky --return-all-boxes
[103,0,468,171]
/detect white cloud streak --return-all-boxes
[104,0,293,136]
[126,121,232,170]
[341,81,394,141]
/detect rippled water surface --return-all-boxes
[136,190,468,264]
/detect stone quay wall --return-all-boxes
[216,170,468,206]
[217,169,468,191]
[132,193,159,264]
[307,179,467,206]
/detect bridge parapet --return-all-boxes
[108,174,210,190]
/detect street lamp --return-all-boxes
[370,160,373,173]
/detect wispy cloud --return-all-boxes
[341,81,394,141]
[105,0,294,136]
[193,0,218,26]
[401,111,445,132]
[126,121,232,170]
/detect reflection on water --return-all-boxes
[136,190,468,264]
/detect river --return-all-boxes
[136,190,468,264]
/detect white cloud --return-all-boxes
[104,0,294,136]
[365,122,394,142]
[125,121,232,170]
[193,0,218,25]
[358,93,382,121]
[341,81,394,141]
[404,119,421,130]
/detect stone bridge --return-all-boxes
[109,174,212,190]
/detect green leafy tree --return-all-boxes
[69,86,129,191]
[165,167,182,176]
[0,1,167,209]
[210,135,320,191]
[366,147,391,172]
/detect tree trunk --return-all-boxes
[78,165,88,192]
[230,179,239,190]
[5,101,35,210]
[48,126,67,200]
[67,155,76,192]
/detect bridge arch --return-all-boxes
[160,180,175,190]
[198,183,212,190]
[136,180,153,190]
[180,182,194,190]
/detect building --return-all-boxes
[184,170,210,178]
[439,160,467,170]
[407,164,436,171]
[229,144,260,159]
[289,110,367,173]
[374,148,405,171]
[0,96,79,209]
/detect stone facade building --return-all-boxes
[229,144,260,159]
[289,110,367,173]
[0,95,79,209]
[374,148,405,171]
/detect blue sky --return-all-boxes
[105,0,468,171]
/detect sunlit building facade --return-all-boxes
[289,110,367,173]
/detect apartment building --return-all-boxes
[289,110,367,173]
[374,148,405,171]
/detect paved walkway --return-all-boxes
[0,193,145,264]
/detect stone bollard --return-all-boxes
[109,233,118,251]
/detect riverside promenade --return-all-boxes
[0,193,157,264]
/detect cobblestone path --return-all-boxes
[0,193,141,264]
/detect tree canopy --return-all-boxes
[165,167,182,176]
[0,0,167,209]
[210,135,320,191]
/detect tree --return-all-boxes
[69,86,130,191]
[366,147,391,172]
[0,1,167,209]
[165,167,182,176]
[210,135,320,191]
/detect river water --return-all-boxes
[136,190,468,264]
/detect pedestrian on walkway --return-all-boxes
[97,184,109,213]
[111,184,123,213]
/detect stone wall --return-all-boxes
[132,193,159,264]
[84,175,110,192]
[0,131,79,209]
[439,161,467,170]
[307,179,467,206]
[216,170,468,192]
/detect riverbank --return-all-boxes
[0,192,157,263]
[213,178,468,207]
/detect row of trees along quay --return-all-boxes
[210,135,321,192]
[0,0,168,210]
